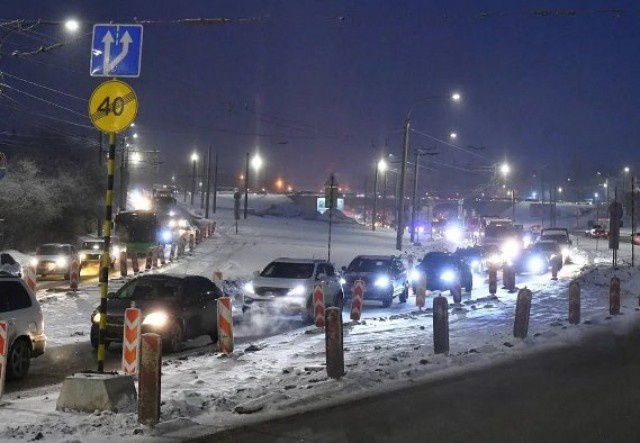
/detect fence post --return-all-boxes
[433,295,449,354]
[325,307,344,379]
[513,288,532,338]
[138,333,162,426]
[217,296,233,355]
[122,307,142,376]
[568,280,580,325]
[313,282,325,328]
[350,279,364,322]
[610,276,620,315]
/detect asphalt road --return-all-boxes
[196,327,640,443]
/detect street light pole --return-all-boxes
[190,153,197,206]
[396,118,410,251]
[243,152,249,219]
[205,145,211,219]
[372,163,379,232]
[410,150,420,243]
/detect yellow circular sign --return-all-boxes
[88,80,138,133]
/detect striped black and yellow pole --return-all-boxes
[97,131,116,372]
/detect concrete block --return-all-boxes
[56,372,137,413]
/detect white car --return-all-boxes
[0,272,47,379]
[243,258,344,323]
[0,251,22,277]
[31,243,79,280]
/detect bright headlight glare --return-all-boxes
[339,277,346,285]
[160,229,172,243]
[440,270,455,283]
[374,276,390,287]
[501,240,520,261]
[30,258,38,267]
[56,257,68,267]
[287,285,306,296]
[79,253,87,261]
[243,282,255,294]
[408,269,420,282]
[445,226,462,243]
[112,246,120,256]
[143,311,169,327]
[178,219,188,228]
[92,312,101,324]
[471,259,480,269]
[168,220,177,228]
[528,256,545,274]
[561,247,570,257]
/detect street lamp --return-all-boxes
[190,152,198,206]
[410,149,439,242]
[372,158,387,231]
[244,152,263,219]
[500,162,515,222]
[397,92,461,251]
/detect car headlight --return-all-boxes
[287,285,306,296]
[501,239,521,261]
[142,311,169,327]
[407,269,420,282]
[91,311,101,324]
[168,219,177,228]
[79,253,87,261]
[30,258,38,267]
[178,219,189,228]
[561,247,570,258]
[243,282,255,295]
[444,226,462,243]
[440,270,456,283]
[527,256,545,274]
[470,259,480,269]
[374,276,390,287]
[339,277,346,285]
[160,229,173,243]
[487,254,502,265]
[112,246,120,256]
[56,256,68,267]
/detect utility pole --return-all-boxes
[632,176,636,267]
[372,165,378,231]
[396,119,410,251]
[213,152,218,214]
[243,152,249,219]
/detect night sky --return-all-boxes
[1,1,639,198]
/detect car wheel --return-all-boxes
[7,338,31,380]
[333,291,344,310]
[302,296,314,324]
[164,321,184,353]
[381,292,393,308]
[399,284,408,303]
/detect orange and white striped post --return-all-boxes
[24,265,37,292]
[0,321,7,398]
[217,296,233,355]
[122,307,142,376]
[416,274,426,309]
[313,282,325,327]
[350,279,365,322]
[69,256,80,291]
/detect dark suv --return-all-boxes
[342,255,408,307]
[412,252,473,303]
[0,272,47,379]
[90,274,223,353]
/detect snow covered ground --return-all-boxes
[1,196,639,442]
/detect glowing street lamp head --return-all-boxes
[451,93,461,101]
[64,19,80,32]
[624,166,630,173]
[377,158,387,172]
[251,154,263,171]
[130,152,141,164]
[500,163,510,176]
[450,132,457,139]
[191,152,198,162]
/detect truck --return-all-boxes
[479,218,524,266]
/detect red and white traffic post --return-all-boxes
[350,279,365,322]
[313,282,325,328]
[217,296,234,355]
[122,308,142,376]
[0,321,7,399]
[24,265,37,292]
[69,256,80,291]
[213,271,223,291]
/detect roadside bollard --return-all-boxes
[159,245,166,266]
[0,321,7,399]
[189,234,195,251]
[196,229,201,245]
[488,265,497,295]
[610,276,620,315]
[169,244,177,262]
[131,252,140,273]
[551,260,559,281]
[138,333,162,426]
[503,263,516,293]
[415,275,426,309]
[152,247,159,269]
[122,308,142,376]
[217,296,233,355]
[145,249,152,270]
[212,221,216,235]
[69,257,80,291]
[313,282,325,328]
[120,250,128,277]
[25,265,37,292]
[513,288,532,339]
[569,280,580,325]
[350,279,365,322]
[325,307,344,379]
[213,271,223,291]
[433,295,449,354]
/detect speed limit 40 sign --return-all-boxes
[88,80,138,133]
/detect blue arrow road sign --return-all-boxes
[90,24,143,78]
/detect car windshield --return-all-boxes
[421,254,456,266]
[81,242,103,250]
[37,245,65,255]
[541,234,568,242]
[260,262,314,279]
[347,258,390,273]
[117,279,181,300]
[533,242,558,253]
